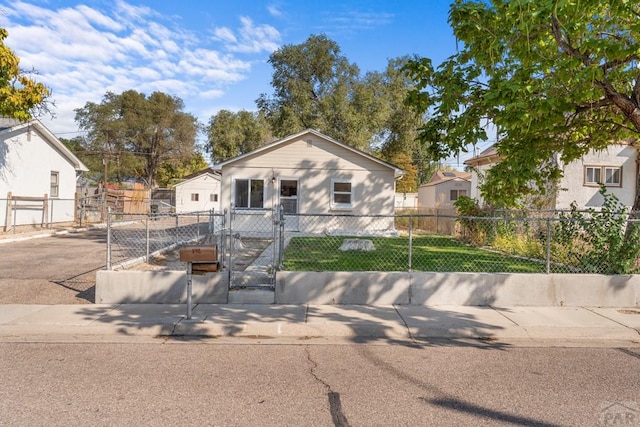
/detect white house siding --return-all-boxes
[469,163,492,206]
[219,135,397,234]
[555,144,637,209]
[174,174,221,213]
[1,126,79,226]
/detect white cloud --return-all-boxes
[213,27,237,44]
[199,89,225,99]
[214,16,280,54]
[0,1,278,134]
[267,4,284,18]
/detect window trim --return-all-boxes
[210,193,218,202]
[330,178,353,210]
[584,165,622,187]
[449,189,467,202]
[50,171,59,198]
[234,178,265,209]
[190,193,199,202]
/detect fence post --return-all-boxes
[408,213,413,272]
[545,218,551,274]
[278,206,285,270]
[175,214,179,245]
[145,214,150,262]
[196,212,200,241]
[106,207,112,270]
[222,209,227,274]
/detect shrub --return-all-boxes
[555,186,640,274]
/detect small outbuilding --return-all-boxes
[173,168,221,213]
[418,170,471,210]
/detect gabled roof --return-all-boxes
[464,145,501,167]
[420,170,471,188]
[211,128,405,178]
[181,167,220,181]
[173,168,220,188]
[0,118,89,172]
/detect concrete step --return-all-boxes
[228,288,275,304]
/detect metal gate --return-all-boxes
[228,207,283,288]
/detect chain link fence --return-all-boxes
[281,212,640,275]
[107,210,225,270]
[106,209,640,284]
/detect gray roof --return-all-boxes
[0,117,22,130]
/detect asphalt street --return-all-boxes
[1,342,639,426]
[0,228,107,304]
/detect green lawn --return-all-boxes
[283,235,547,273]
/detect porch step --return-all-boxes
[228,287,275,304]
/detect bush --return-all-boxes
[555,186,640,274]
[454,196,494,245]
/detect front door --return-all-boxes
[280,179,299,231]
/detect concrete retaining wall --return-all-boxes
[96,269,640,306]
[275,272,640,307]
[96,270,228,304]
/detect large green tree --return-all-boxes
[256,35,436,189]
[206,109,272,163]
[405,0,640,208]
[0,28,50,120]
[256,34,380,151]
[75,90,199,188]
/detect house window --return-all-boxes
[191,193,199,202]
[331,179,352,209]
[450,189,467,201]
[584,166,621,187]
[604,167,621,186]
[210,194,218,202]
[50,171,59,198]
[235,179,264,209]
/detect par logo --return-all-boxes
[598,401,639,426]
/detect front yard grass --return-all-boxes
[283,234,547,273]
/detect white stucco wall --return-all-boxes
[174,173,221,213]
[218,134,398,233]
[0,126,79,226]
[555,144,637,209]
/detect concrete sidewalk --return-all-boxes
[1,304,639,344]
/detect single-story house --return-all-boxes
[173,168,221,213]
[212,129,404,233]
[418,171,471,210]
[464,143,637,210]
[1,118,88,228]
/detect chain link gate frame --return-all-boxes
[228,207,284,289]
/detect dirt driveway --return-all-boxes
[0,228,107,304]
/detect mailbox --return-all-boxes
[179,245,219,275]
[179,245,218,263]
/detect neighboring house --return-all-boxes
[464,143,637,209]
[0,118,88,228]
[212,129,404,233]
[173,168,221,213]
[418,171,471,209]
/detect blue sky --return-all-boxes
[0,0,460,151]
